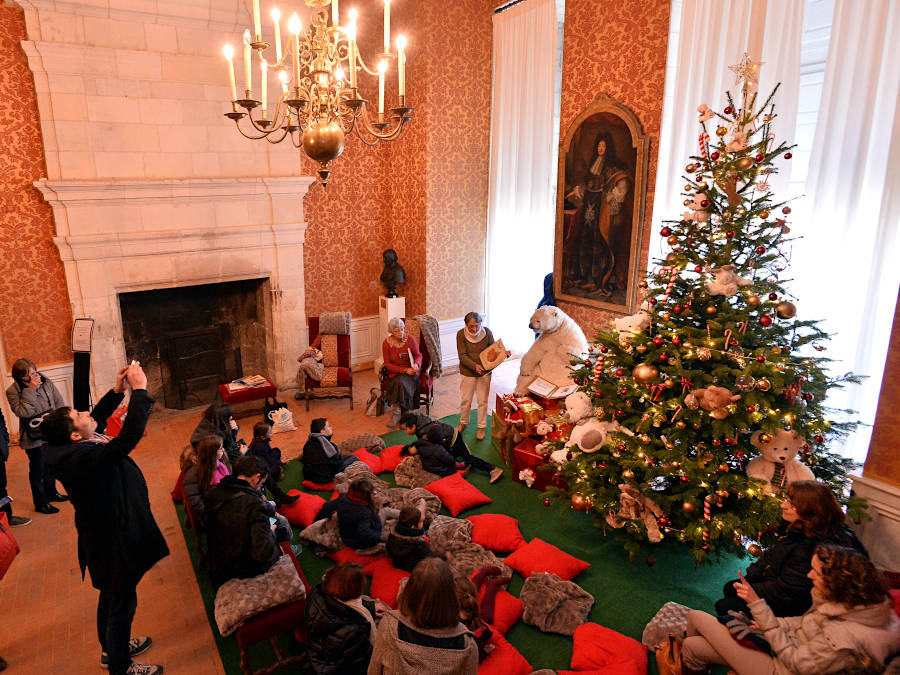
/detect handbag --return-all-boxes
[267,406,296,434]
[0,512,21,581]
[263,396,287,424]
[655,634,683,675]
[365,387,384,417]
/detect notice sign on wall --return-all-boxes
[72,318,94,353]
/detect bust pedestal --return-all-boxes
[376,296,406,373]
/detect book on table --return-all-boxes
[230,375,268,389]
[526,376,578,400]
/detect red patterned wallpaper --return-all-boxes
[557,0,670,332]
[865,289,900,486]
[0,4,72,367]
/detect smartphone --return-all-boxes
[269,517,277,526]
[0,496,12,510]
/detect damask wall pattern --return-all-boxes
[865,290,900,485]
[0,4,72,367]
[557,0,670,336]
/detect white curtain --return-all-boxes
[654,0,804,238]
[790,0,900,462]
[486,0,558,353]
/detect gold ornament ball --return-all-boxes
[664,379,676,388]
[697,181,709,190]
[638,280,649,289]
[759,432,773,444]
[622,469,635,480]
[661,311,672,321]
[697,347,712,361]
[770,345,782,355]
[676,420,687,429]
[756,378,772,392]
[705,305,717,315]
[685,163,697,173]
[633,364,659,384]
[684,184,694,192]
[682,501,695,513]
[636,344,648,354]
[748,543,763,557]
[571,494,587,511]
[747,295,761,307]
[776,301,797,319]
[735,206,747,216]
[302,120,346,164]
[738,157,754,169]
[759,209,770,219]
[638,433,651,443]
[716,126,728,137]
[683,198,694,207]
[667,235,679,246]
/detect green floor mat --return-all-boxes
[177,411,744,674]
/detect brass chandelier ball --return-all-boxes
[302,120,346,165]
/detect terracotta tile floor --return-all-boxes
[1,359,521,674]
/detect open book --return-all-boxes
[526,376,579,400]
[479,339,507,370]
[232,374,268,388]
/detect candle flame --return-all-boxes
[243,29,252,44]
[223,44,234,60]
[270,7,281,21]
[278,70,289,84]
[348,8,358,20]
[395,35,406,50]
[377,59,387,74]
[288,12,301,35]
[335,67,345,81]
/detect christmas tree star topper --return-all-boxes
[729,52,764,90]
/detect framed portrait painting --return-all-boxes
[554,92,649,313]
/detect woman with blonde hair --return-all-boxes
[683,543,900,674]
[368,558,477,674]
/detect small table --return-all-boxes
[218,378,277,408]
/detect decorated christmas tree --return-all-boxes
[550,55,864,563]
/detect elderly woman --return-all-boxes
[5,358,67,514]
[381,317,422,429]
[456,312,508,441]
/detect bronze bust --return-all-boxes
[380,249,406,297]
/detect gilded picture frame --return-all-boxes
[554,92,649,313]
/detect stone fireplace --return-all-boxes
[36,177,314,400]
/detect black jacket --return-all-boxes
[316,495,382,550]
[204,475,282,588]
[44,389,169,592]
[191,419,241,462]
[248,438,283,478]
[0,406,8,462]
[302,434,344,484]
[305,584,376,674]
[387,524,434,572]
[409,414,467,458]
[741,525,865,617]
[408,439,456,477]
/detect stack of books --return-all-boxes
[226,375,268,391]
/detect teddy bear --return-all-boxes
[726,127,748,152]
[747,429,815,495]
[613,303,652,335]
[515,306,588,395]
[606,484,665,543]
[706,264,753,296]
[684,385,741,420]
[683,191,711,223]
[547,392,632,463]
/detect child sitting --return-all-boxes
[454,566,512,662]
[247,421,297,506]
[387,501,435,572]
[401,426,458,477]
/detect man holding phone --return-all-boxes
[41,362,168,675]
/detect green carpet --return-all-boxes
[177,412,744,674]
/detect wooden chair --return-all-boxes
[235,541,311,675]
[180,471,207,571]
[381,317,435,415]
[304,315,353,411]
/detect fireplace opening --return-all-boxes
[119,278,271,409]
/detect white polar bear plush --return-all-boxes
[746,429,815,495]
[515,306,588,395]
[614,306,652,335]
[706,264,753,296]
[553,392,633,461]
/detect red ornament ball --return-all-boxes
[543,496,551,507]
[784,152,793,159]
[574,378,582,385]
[804,393,814,402]
[759,315,774,327]
[600,346,609,353]
[724,106,734,114]
[659,353,669,362]
[619,388,628,396]
[768,292,779,300]
[726,230,735,238]
[617,444,627,451]
[649,298,658,305]
[710,151,720,160]
[724,437,737,446]
[756,246,767,255]
[700,200,710,208]
[783,346,792,353]
[674,305,683,313]
[756,355,766,363]
[672,336,682,346]
[782,206,792,214]
[615,368,625,377]
[755,153,765,162]
[694,265,704,273]
[615,409,625,418]
[660,227,672,237]
[814,434,825,444]
[583,360,591,366]
[652,336,664,347]
[712,439,721,447]
[747,405,757,413]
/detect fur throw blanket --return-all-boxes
[412,314,443,378]
[446,542,511,580]
[338,433,386,457]
[213,555,306,636]
[394,455,442,488]
[382,487,442,526]
[426,515,473,555]
[299,513,344,551]
[520,572,594,635]
[296,352,324,390]
[332,463,389,496]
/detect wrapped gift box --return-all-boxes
[512,438,567,492]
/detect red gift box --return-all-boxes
[512,438,567,492]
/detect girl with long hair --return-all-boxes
[182,435,230,526]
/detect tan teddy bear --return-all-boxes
[747,429,815,495]
[684,385,741,420]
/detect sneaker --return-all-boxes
[9,515,31,527]
[475,428,486,441]
[101,637,152,668]
[290,544,303,557]
[456,422,466,432]
[126,664,163,675]
[489,467,503,484]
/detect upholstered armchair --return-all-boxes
[301,313,353,410]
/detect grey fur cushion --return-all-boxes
[213,555,305,636]
[427,515,473,556]
[445,541,511,580]
[520,572,594,635]
[394,455,441,488]
[299,513,343,551]
[338,433,386,456]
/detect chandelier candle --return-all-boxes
[260,59,267,119]
[377,60,387,114]
[252,0,261,41]
[271,8,282,62]
[332,0,338,27]
[288,13,301,87]
[396,35,406,97]
[347,13,358,90]
[222,45,237,103]
[383,0,391,52]
[242,29,252,95]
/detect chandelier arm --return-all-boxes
[353,124,384,146]
[233,120,273,140]
[263,127,291,143]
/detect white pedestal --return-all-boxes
[377,295,406,374]
[849,473,900,572]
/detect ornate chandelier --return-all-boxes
[222,0,413,186]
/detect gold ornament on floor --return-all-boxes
[633,364,659,384]
[776,301,797,319]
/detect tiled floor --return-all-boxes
[1,359,521,674]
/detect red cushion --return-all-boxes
[467,514,526,553]
[352,448,384,474]
[306,366,351,388]
[891,589,900,618]
[380,444,405,472]
[482,589,523,635]
[504,538,590,581]
[326,546,386,574]
[478,631,531,675]
[302,480,334,491]
[277,490,326,527]
[171,470,185,502]
[558,669,639,675]
[368,558,410,609]
[423,471,492,517]
[570,622,647,673]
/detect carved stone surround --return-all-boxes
[37,177,314,395]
